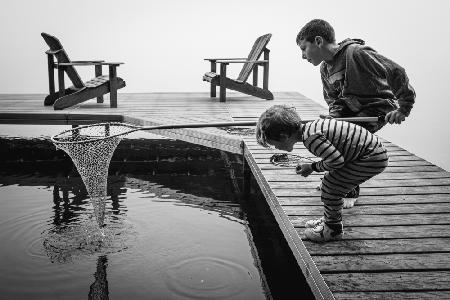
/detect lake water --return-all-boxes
[0,127,314,299]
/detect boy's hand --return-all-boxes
[385,109,406,124]
[296,163,313,177]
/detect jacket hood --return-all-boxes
[335,38,365,56]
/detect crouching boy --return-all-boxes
[256,105,388,242]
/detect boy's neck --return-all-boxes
[322,42,340,63]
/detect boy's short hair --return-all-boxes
[296,19,335,45]
[256,105,302,147]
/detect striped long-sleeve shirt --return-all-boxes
[301,119,383,172]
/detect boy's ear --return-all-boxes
[314,36,324,47]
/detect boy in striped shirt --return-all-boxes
[256,105,389,242]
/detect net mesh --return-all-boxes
[51,123,137,227]
[269,153,315,167]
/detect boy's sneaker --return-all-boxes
[305,217,324,228]
[304,223,343,243]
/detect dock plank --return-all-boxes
[313,253,450,272]
[290,213,450,227]
[303,238,450,255]
[333,291,450,300]
[323,271,450,292]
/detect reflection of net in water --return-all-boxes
[42,215,135,263]
[51,123,137,227]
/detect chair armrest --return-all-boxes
[57,62,124,66]
[204,58,247,61]
[70,60,105,63]
[215,60,268,64]
[46,49,64,55]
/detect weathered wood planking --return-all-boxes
[2,92,450,299]
[0,92,240,153]
[233,93,450,299]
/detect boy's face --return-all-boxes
[268,134,297,152]
[299,38,324,66]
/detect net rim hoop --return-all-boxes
[50,122,138,146]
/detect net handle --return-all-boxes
[138,116,383,131]
[51,116,383,145]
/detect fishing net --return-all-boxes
[51,122,137,227]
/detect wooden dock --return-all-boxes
[1,92,450,299]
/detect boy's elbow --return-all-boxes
[330,158,345,169]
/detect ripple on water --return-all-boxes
[42,215,137,263]
[165,256,252,299]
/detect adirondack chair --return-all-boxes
[203,33,273,102]
[41,32,126,110]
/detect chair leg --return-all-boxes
[57,67,65,98]
[263,48,270,91]
[46,53,55,95]
[210,61,217,97]
[109,65,118,108]
[253,66,258,86]
[95,65,104,103]
[220,63,228,102]
[211,83,216,98]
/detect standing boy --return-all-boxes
[296,19,415,200]
[256,105,388,242]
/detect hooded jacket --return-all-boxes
[320,39,416,118]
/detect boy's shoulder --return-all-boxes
[344,40,380,61]
[343,41,374,57]
[320,39,368,73]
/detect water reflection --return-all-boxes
[0,137,308,299]
[89,256,109,300]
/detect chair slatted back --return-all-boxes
[236,33,272,83]
[41,33,85,88]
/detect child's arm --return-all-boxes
[303,133,345,172]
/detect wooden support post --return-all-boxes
[72,124,80,139]
[62,188,69,203]
[210,60,217,98]
[57,66,65,98]
[46,53,55,94]
[252,65,258,86]
[242,157,252,197]
[109,65,118,108]
[95,64,104,103]
[263,48,270,91]
[105,123,110,136]
[219,62,228,102]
